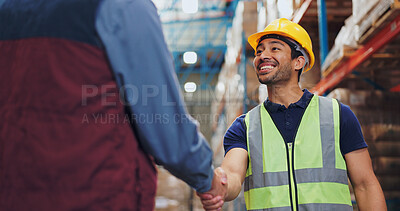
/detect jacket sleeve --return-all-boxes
[95,0,213,192]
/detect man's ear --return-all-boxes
[294,56,306,71]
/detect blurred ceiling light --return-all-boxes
[183,51,197,64]
[184,82,197,93]
[182,0,198,13]
[216,82,225,93]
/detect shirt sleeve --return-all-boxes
[339,103,368,155]
[95,0,213,193]
[224,115,248,155]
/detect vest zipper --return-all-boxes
[285,142,295,211]
[287,142,298,211]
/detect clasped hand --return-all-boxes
[196,167,228,211]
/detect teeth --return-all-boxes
[260,65,274,70]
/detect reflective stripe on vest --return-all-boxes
[244,95,352,211]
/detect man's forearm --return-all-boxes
[221,148,248,201]
[224,169,243,201]
[354,183,386,211]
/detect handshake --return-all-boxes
[196,167,228,211]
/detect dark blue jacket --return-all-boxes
[0,0,213,210]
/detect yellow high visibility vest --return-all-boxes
[244,95,352,211]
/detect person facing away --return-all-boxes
[198,18,387,211]
[0,0,227,210]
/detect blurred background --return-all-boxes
[151,0,400,210]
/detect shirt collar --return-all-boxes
[263,89,314,112]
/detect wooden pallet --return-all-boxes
[322,45,357,78]
[359,0,400,44]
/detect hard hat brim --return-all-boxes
[248,30,302,52]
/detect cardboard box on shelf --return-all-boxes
[327,88,400,109]
[354,0,394,41]
[362,124,400,143]
[373,157,400,174]
[321,45,356,77]
[328,88,400,143]
[321,16,357,76]
[243,2,258,39]
[369,142,400,157]
[352,0,380,25]
[243,1,257,13]
[377,175,400,191]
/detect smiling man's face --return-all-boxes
[253,38,295,85]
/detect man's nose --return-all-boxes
[259,49,272,60]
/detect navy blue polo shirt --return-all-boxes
[224,89,367,156]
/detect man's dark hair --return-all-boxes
[259,34,304,82]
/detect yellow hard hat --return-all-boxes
[248,18,315,73]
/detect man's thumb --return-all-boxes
[216,167,228,185]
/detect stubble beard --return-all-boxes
[257,62,292,85]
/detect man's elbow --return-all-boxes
[352,176,382,192]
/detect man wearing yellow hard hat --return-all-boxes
[198,18,386,211]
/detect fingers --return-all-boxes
[197,192,222,210]
[197,192,224,210]
[201,195,224,211]
[201,195,221,206]
[196,192,213,200]
[203,202,223,211]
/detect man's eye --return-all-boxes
[256,50,262,54]
[272,47,280,51]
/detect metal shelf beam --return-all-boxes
[312,14,400,95]
[317,0,329,65]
